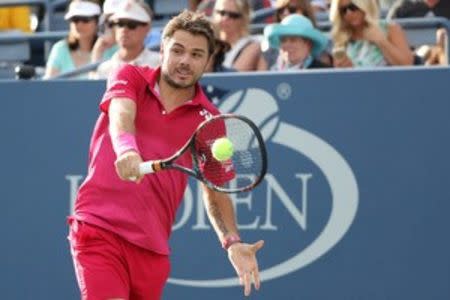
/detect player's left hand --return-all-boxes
[227,240,264,297]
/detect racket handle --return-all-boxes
[128,161,156,181]
[139,161,155,174]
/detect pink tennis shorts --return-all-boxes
[68,219,170,300]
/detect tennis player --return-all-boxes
[68,8,264,300]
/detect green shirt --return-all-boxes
[46,40,117,79]
[347,21,389,67]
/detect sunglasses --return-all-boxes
[70,16,97,23]
[215,9,242,19]
[111,20,147,30]
[339,2,360,15]
[276,5,297,15]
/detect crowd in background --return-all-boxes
[0,0,449,79]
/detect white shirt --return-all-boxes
[92,48,160,79]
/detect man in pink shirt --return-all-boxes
[68,10,264,300]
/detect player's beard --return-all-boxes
[162,68,198,89]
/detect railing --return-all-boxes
[0,31,67,43]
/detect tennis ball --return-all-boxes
[211,137,234,161]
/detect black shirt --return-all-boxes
[391,0,450,19]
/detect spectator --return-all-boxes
[388,0,450,19]
[264,0,332,68]
[213,0,266,71]
[264,14,330,70]
[387,0,449,66]
[0,6,32,33]
[91,0,122,63]
[196,0,272,17]
[415,28,447,65]
[330,0,413,67]
[205,33,236,72]
[274,0,317,25]
[44,0,102,79]
[90,0,159,79]
[311,0,330,12]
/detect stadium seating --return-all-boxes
[0,0,449,79]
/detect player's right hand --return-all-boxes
[114,150,144,183]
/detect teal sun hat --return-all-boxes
[264,14,328,57]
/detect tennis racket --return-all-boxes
[137,114,267,193]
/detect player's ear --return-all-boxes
[204,53,213,72]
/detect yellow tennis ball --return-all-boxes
[211,137,234,161]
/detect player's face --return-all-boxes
[161,30,210,89]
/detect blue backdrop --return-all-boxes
[1,67,450,299]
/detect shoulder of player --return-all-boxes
[110,64,155,85]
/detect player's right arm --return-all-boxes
[109,98,144,182]
[100,64,146,182]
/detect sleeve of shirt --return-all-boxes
[46,40,65,71]
[100,64,144,113]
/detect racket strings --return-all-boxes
[194,117,265,191]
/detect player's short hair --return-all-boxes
[162,10,216,56]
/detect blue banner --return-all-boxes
[2,67,450,299]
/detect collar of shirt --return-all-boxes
[137,66,208,109]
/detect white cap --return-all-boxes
[64,1,101,20]
[110,0,151,23]
[103,0,122,15]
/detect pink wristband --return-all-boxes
[221,234,242,250]
[112,132,140,157]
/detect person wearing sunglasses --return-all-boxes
[274,0,317,24]
[329,0,413,68]
[213,0,266,71]
[90,0,122,65]
[90,0,159,79]
[44,0,102,79]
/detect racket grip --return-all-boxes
[128,161,156,181]
[139,161,155,175]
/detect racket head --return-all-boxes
[190,114,268,193]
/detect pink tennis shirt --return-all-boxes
[73,64,226,255]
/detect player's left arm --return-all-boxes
[201,184,264,297]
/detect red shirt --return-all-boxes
[74,65,222,255]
